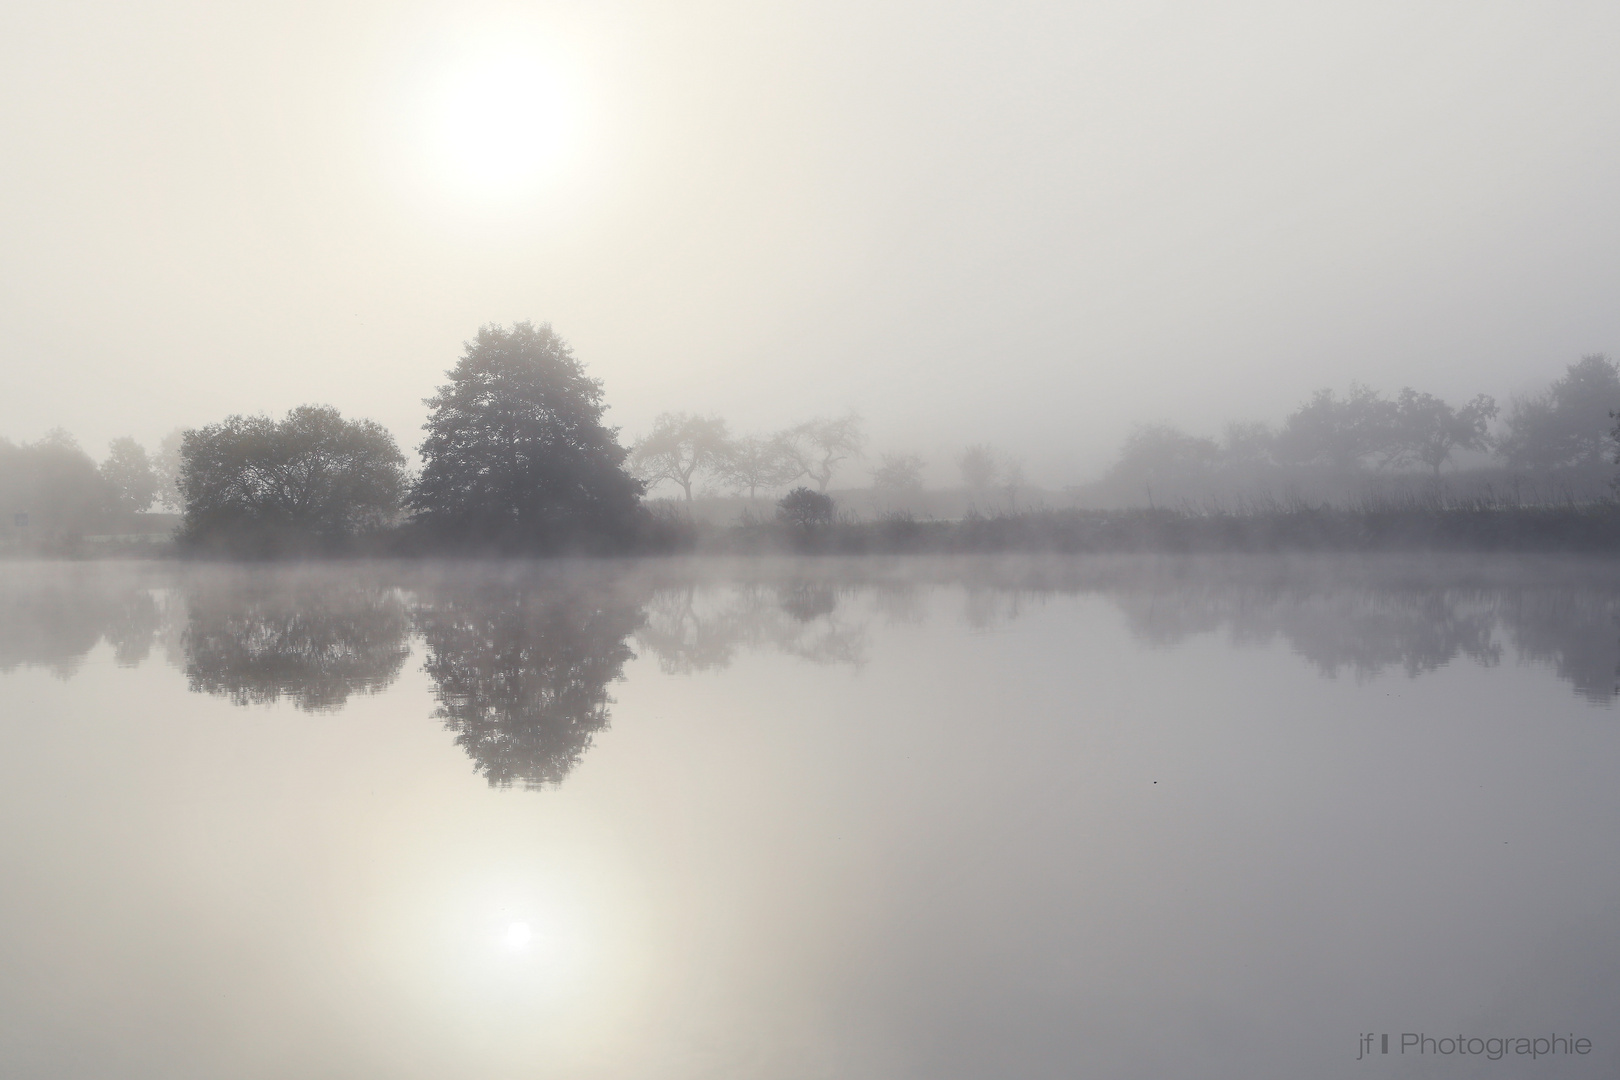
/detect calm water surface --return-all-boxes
[2,555,1618,1079]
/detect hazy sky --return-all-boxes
[3,0,1618,485]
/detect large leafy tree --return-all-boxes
[180,405,407,549]
[410,322,643,548]
[100,436,159,515]
[1388,389,1497,476]
[1498,354,1620,471]
[1274,383,1398,470]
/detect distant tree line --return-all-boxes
[1094,354,1620,506]
[10,341,1620,555]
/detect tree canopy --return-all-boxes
[180,405,406,552]
[1498,354,1620,471]
[409,322,644,549]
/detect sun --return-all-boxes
[426,47,572,196]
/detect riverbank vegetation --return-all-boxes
[9,324,1620,558]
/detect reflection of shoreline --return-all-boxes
[4,556,1617,780]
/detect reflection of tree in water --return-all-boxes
[1113,586,1502,679]
[634,580,866,674]
[182,577,410,711]
[0,570,165,677]
[1092,568,1620,701]
[415,583,642,789]
[1500,591,1620,704]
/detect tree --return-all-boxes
[1106,425,1220,489]
[777,486,834,527]
[717,434,799,500]
[1498,355,1620,471]
[410,322,644,548]
[629,412,730,502]
[153,428,185,511]
[181,405,407,549]
[958,444,999,492]
[783,414,865,492]
[100,437,158,516]
[1220,422,1275,469]
[0,430,116,550]
[1388,389,1497,476]
[1274,383,1398,469]
[871,453,926,494]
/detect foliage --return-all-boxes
[870,452,926,493]
[153,428,186,511]
[100,436,158,515]
[958,444,999,490]
[1274,383,1398,469]
[1105,424,1220,491]
[777,486,834,527]
[1498,354,1620,471]
[410,322,644,549]
[630,412,731,501]
[180,405,407,550]
[1388,390,1497,476]
[0,430,115,549]
[717,433,800,499]
[783,414,865,492]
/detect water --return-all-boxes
[2,555,1618,1079]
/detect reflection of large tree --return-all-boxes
[182,575,410,711]
[415,583,642,789]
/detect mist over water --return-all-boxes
[2,555,1618,1078]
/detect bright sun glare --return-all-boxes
[427,49,570,196]
[503,920,534,951]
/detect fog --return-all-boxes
[5,1,1620,486]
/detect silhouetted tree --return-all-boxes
[1389,389,1497,476]
[717,433,799,500]
[1220,421,1275,468]
[784,414,865,492]
[777,486,834,527]
[1105,424,1220,495]
[415,580,641,789]
[630,412,730,502]
[180,406,406,552]
[1499,355,1620,471]
[182,576,411,710]
[958,444,1000,495]
[1274,383,1397,469]
[871,453,926,494]
[0,430,115,550]
[100,437,158,516]
[410,322,643,549]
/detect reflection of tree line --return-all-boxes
[6,562,1620,792]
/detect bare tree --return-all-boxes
[783,414,865,492]
[630,413,731,502]
[717,434,799,500]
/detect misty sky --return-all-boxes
[3,0,1618,486]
